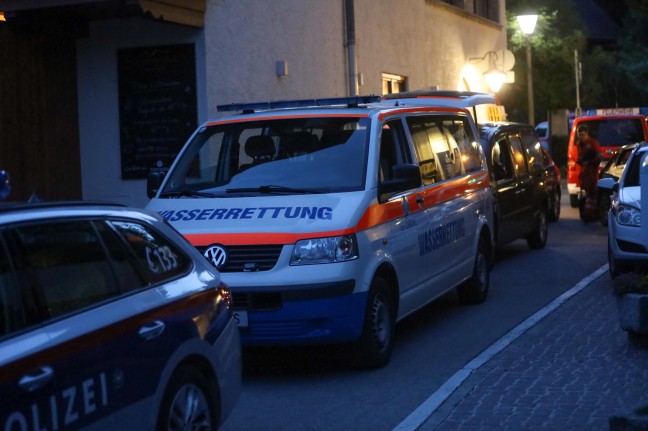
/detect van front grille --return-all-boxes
[196,244,283,272]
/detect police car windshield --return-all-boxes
[161,117,370,196]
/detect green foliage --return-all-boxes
[617,8,648,95]
[501,0,648,125]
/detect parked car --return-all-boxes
[0,201,241,430]
[376,91,549,248]
[535,121,550,152]
[598,143,648,277]
[541,147,561,222]
[477,122,549,249]
[146,95,495,369]
[597,143,637,226]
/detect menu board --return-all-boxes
[118,44,197,179]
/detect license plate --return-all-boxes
[234,311,248,328]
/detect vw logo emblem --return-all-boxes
[204,245,228,269]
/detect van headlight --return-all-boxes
[290,235,359,265]
[617,204,641,227]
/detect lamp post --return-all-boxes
[517,14,538,126]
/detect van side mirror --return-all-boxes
[147,172,165,198]
[379,163,422,200]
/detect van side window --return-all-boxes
[408,119,441,185]
[521,133,543,177]
[379,120,409,182]
[492,140,514,181]
[443,119,481,173]
[407,116,469,183]
[509,136,528,176]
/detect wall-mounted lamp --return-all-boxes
[0,11,6,22]
[470,51,507,93]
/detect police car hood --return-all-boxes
[146,192,371,237]
[620,186,641,209]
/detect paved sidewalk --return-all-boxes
[417,268,648,431]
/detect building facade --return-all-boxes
[0,0,507,207]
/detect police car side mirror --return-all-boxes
[596,176,617,192]
[379,163,422,197]
[147,172,165,198]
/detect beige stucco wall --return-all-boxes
[203,0,507,116]
[205,0,348,116]
[354,0,507,94]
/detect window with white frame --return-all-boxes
[382,73,407,95]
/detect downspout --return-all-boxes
[345,0,357,96]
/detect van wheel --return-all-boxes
[569,194,579,208]
[353,277,395,370]
[457,238,489,304]
[156,366,219,431]
[527,212,548,249]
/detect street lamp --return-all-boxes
[517,14,538,126]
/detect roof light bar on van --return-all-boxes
[216,96,382,113]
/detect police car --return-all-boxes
[146,95,494,369]
[598,143,648,277]
[0,202,241,430]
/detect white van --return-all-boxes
[146,96,494,369]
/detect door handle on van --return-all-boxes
[19,366,53,392]
[139,320,166,340]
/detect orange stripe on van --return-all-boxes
[184,170,490,247]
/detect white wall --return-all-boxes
[204,0,348,117]
[76,18,205,208]
[355,0,506,94]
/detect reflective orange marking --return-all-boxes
[184,170,490,246]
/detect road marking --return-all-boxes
[393,264,609,431]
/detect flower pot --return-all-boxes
[616,294,648,347]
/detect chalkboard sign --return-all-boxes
[118,44,197,179]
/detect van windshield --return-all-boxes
[160,116,370,197]
[580,118,645,148]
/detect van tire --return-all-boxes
[156,366,219,431]
[353,277,395,370]
[457,238,489,304]
[527,212,548,249]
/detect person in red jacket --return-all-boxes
[576,125,603,221]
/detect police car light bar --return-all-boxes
[216,96,382,113]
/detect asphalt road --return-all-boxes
[220,195,610,431]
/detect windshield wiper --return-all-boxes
[226,185,322,195]
[160,190,219,198]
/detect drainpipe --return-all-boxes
[345,0,357,96]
